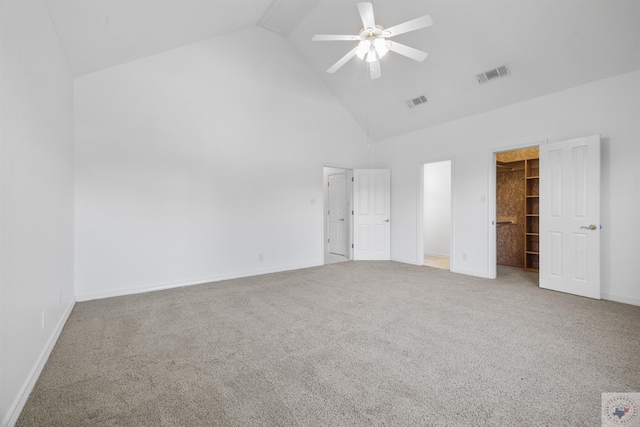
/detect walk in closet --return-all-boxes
[496,147,540,272]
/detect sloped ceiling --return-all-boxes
[44,0,640,142]
[289,0,640,141]
[45,0,273,77]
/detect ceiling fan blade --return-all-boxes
[312,34,360,41]
[388,41,428,62]
[327,47,359,74]
[385,15,433,37]
[369,59,381,79]
[357,2,376,30]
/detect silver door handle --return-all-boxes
[339,218,345,222]
[383,219,390,222]
[580,224,597,230]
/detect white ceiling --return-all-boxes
[44,0,640,142]
[45,0,273,77]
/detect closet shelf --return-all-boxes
[524,157,540,273]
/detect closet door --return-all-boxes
[353,169,390,260]
[539,135,600,299]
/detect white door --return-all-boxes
[328,171,348,256]
[539,135,601,299]
[353,169,391,260]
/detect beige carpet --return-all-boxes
[18,262,640,426]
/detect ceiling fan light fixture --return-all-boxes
[355,39,371,60]
[357,39,389,62]
[373,38,390,59]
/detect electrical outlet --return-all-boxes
[463,253,468,261]
[258,254,264,261]
[480,195,486,203]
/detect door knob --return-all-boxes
[579,224,597,230]
[383,219,390,223]
[339,218,345,222]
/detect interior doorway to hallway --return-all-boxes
[420,160,452,270]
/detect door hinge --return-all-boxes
[352,244,354,248]
[328,238,330,243]
[352,177,354,182]
[328,182,330,186]
[352,210,354,215]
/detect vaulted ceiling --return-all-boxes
[44,0,640,141]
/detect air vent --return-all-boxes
[406,95,427,108]
[476,64,510,84]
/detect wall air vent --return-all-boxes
[476,64,510,84]
[406,95,427,108]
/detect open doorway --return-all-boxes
[493,146,540,276]
[420,160,452,270]
[323,167,351,264]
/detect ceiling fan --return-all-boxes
[312,2,432,79]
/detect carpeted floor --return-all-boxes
[17,262,640,426]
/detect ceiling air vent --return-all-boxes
[406,95,427,108]
[476,64,510,84]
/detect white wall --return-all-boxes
[423,161,451,257]
[374,70,640,306]
[74,26,371,301]
[0,1,75,424]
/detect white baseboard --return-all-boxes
[391,256,422,266]
[75,262,323,302]
[601,292,640,307]
[3,299,75,427]
[449,266,493,279]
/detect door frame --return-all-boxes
[488,139,547,279]
[417,157,455,267]
[323,166,353,262]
